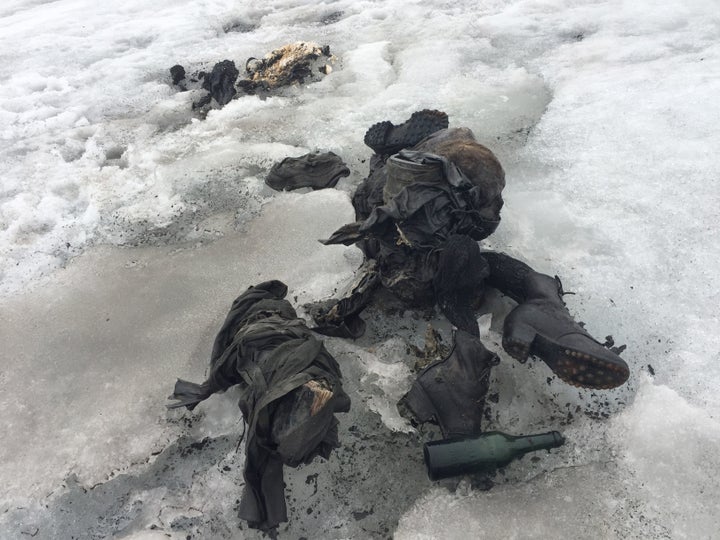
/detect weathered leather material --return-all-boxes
[502,272,630,389]
[398,330,499,438]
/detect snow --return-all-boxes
[1,0,719,538]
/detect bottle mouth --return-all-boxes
[551,431,566,447]
[422,443,438,481]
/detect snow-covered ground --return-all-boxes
[1,0,719,538]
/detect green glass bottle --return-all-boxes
[423,431,565,480]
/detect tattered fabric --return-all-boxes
[168,280,350,530]
[265,152,350,191]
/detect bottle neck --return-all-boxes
[506,431,565,454]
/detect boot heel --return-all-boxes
[502,321,536,363]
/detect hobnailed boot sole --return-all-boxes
[503,322,630,390]
[364,109,449,155]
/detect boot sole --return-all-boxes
[364,109,449,155]
[503,328,629,390]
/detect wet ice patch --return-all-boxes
[329,338,415,432]
[610,376,720,538]
[0,188,357,503]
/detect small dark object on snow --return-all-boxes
[201,59,239,107]
[170,64,186,87]
[168,280,350,531]
[265,152,350,191]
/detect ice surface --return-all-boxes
[0,188,356,492]
[1,0,720,538]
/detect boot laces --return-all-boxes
[554,275,576,304]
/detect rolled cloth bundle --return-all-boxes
[168,280,350,530]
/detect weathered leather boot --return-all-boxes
[502,272,630,389]
[398,330,499,438]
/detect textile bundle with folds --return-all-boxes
[168,280,350,530]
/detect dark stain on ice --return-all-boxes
[320,11,344,25]
[352,507,374,520]
[20,525,39,537]
[224,20,258,33]
[181,436,213,456]
[0,401,431,539]
[304,473,319,496]
[0,435,237,539]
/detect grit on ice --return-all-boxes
[1,0,720,539]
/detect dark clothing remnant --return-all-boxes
[433,235,489,337]
[168,280,350,531]
[202,59,239,107]
[323,129,504,307]
[411,128,505,225]
[169,64,186,87]
[265,152,351,192]
[351,154,387,221]
[325,149,501,248]
[481,250,536,304]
